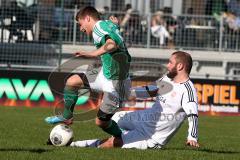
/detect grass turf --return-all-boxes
[0,106,239,160]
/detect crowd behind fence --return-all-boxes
[0,3,240,51]
[51,8,240,52]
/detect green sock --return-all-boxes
[62,86,79,119]
[103,120,122,137]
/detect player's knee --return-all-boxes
[95,118,110,129]
[66,74,83,87]
[113,137,123,147]
[100,137,122,148]
[105,137,115,147]
[99,137,114,148]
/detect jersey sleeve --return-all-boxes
[130,85,159,98]
[181,83,199,141]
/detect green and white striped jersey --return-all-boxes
[92,20,131,80]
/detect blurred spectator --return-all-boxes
[162,7,177,47]
[226,0,240,30]
[124,10,142,45]
[223,12,240,31]
[205,0,228,16]
[104,6,110,12]
[101,6,112,20]
[162,7,177,32]
[228,0,240,17]
[120,4,133,28]
[8,1,35,42]
[124,3,132,12]
[151,11,170,46]
[162,7,173,21]
[118,3,135,45]
[220,0,240,50]
[178,8,197,27]
[175,7,197,48]
[185,8,196,25]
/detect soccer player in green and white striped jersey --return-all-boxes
[45,6,131,138]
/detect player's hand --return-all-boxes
[75,51,88,57]
[109,15,119,24]
[186,140,200,148]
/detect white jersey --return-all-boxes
[112,75,199,149]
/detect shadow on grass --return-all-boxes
[0,148,52,153]
[164,147,240,154]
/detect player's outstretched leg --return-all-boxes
[70,139,102,148]
[45,74,83,125]
[70,137,122,148]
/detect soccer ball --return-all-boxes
[49,124,73,146]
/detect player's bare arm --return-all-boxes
[75,38,118,57]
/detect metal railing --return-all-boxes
[1,6,240,50]
[0,5,240,80]
[56,9,240,52]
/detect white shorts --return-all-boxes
[112,111,159,149]
[85,67,131,114]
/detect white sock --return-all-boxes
[70,139,101,148]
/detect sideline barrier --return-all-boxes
[0,70,239,115]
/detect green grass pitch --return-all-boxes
[0,106,239,160]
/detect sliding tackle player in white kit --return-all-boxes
[70,51,200,149]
